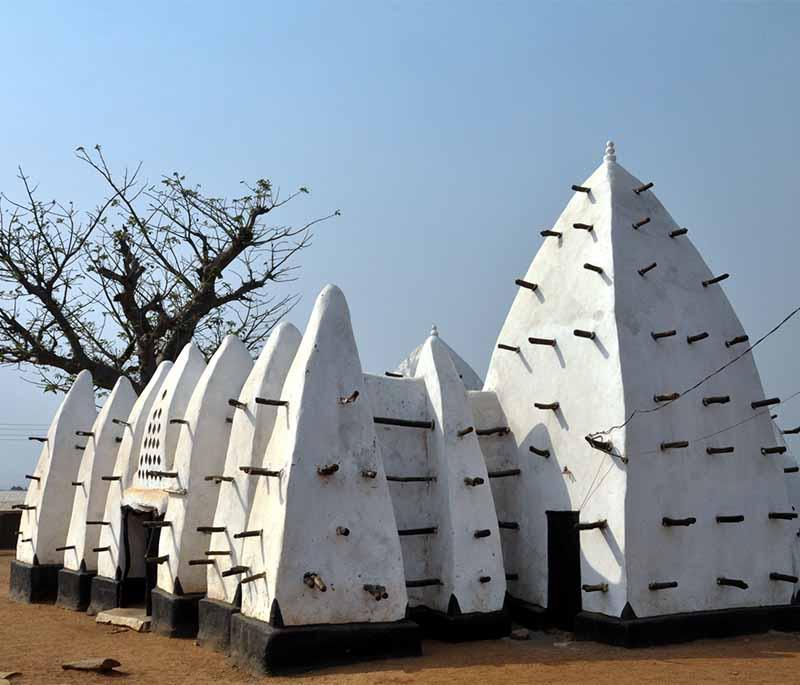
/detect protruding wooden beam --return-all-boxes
[384,371,404,378]
[725,335,749,348]
[634,182,654,195]
[336,526,350,536]
[317,463,340,476]
[497,343,520,353]
[56,545,75,552]
[651,329,677,341]
[464,477,485,487]
[28,436,48,443]
[782,426,800,435]
[660,441,689,450]
[649,581,678,590]
[457,426,474,438]
[706,446,734,455]
[222,565,249,578]
[86,521,110,526]
[374,416,435,430]
[142,520,171,529]
[386,475,436,483]
[145,555,169,564]
[662,516,696,526]
[638,262,657,277]
[752,397,780,409]
[573,222,594,231]
[582,583,608,593]
[361,469,377,479]
[583,263,604,274]
[540,230,562,238]
[364,584,388,600]
[716,515,744,523]
[528,337,556,347]
[717,577,748,589]
[338,390,360,405]
[768,512,798,520]
[101,476,121,482]
[474,529,492,538]
[515,278,538,291]
[632,217,651,229]
[188,559,214,566]
[255,397,288,408]
[93,546,112,553]
[398,527,438,536]
[24,474,40,482]
[241,572,266,585]
[233,530,262,539]
[654,393,680,402]
[240,466,281,477]
[406,578,443,588]
[702,395,731,406]
[488,469,521,478]
[761,446,787,455]
[687,331,709,344]
[303,572,327,592]
[205,474,234,482]
[498,521,520,530]
[702,273,730,287]
[770,573,799,583]
[572,184,591,193]
[576,520,607,531]
[535,402,560,411]
[476,426,510,436]
[574,329,596,340]
[228,398,247,409]
[197,526,226,534]
[169,418,188,425]
[529,445,550,458]
[784,466,799,474]
[669,228,688,238]
[76,430,94,437]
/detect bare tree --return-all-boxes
[0,145,338,392]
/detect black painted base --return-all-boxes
[575,603,800,648]
[505,595,547,631]
[408,605,511,642]
[151,587,203,638]
[230,613,422,676]
[8,560,61,604]
[197,597,239,653]
[87,575,147,616]
[56,567,96,611]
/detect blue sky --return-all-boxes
[1,1,799,485]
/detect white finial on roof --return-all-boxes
[430,324,439,337]
[604,140,616,163]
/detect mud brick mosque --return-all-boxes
[9,142,800,674]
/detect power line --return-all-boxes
[588,303,800,440]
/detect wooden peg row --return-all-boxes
[241,572,266,585]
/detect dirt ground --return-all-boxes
[3,552,800,683]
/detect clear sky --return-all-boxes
[0,1,798,486]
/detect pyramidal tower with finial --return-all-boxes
[483,141,800,643]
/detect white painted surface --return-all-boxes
[415,337,506,613]
[241,285,407,626]
[96,362,172,581]
[63,377,137,571]
[484,142,794,618]
[396,326,484,391]
[206,323,301,603]
[157,335,253,595]
[16,371,97,565]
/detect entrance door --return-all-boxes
[546,510,581,630]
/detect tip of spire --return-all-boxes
[604,140,616,163]
[430,324,439,338]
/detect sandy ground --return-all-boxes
[2,552,800,683]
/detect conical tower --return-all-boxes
[57,376,137,611]
[198,322,301,652]
[233,285,419,675]
[153,335,253,638]
[484,142,798,642]
[10,370,97,603]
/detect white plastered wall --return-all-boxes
[241,285,407,626]
[157,335,253,595]
[16,371,97,566]
[96,362,172,581]
[206,323,301,603]
[415,336,506,614]
[609,156,795,616]
[63,377,137,571]
[483,156,627,615]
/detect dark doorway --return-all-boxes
[120,508,161,611]
[546,510,581,630]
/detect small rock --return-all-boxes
[61,658,121,673]
[510,628,530,641]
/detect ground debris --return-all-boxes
[61,658,121,673]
